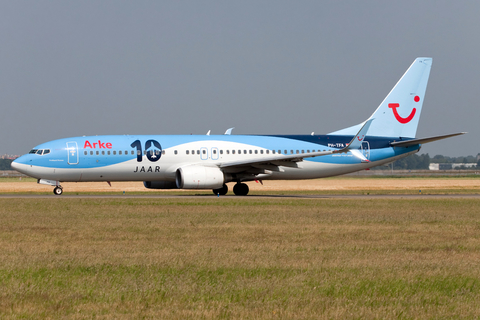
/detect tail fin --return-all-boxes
[330,57,432,138]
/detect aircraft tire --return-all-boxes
[233,183,249,196]
[213,184,228,196]
[53,187,63,195]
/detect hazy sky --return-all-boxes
[1,1,478,156]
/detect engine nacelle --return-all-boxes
[143,181,178,189]
[176,165,224,189]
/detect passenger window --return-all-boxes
[261,150,264,154]
[113,151,116,155]
[162,150,166,155]
[226,150,229,154]
[254,150,257,154]
[296,150,299,154]
[96,151,99,155]
[107,151,111,155]
[284,150,287,154]
[232,150,235,154]
[213,150,217,154]
[186,150,189,155]
[174,150,178,155]
[197,150,200,155]
[291,150,294,154]
[220,150,223,154]
[102,151,105,155]
[301,150,304,153]
[272,150,275,154]
[90,151,93,155]
[249,150,252,154]
[192,150,195,155]
[243,150,247,154]
[84,151,87,155]
[119,151,122,155]
[131,150,134,155]
[202,150,206,154]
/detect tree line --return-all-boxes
[374,153,480,170]
[0,159,13,170]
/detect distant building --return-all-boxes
[429,163,476,170]
[429,163,452,170]
[451,163,477,169]
[0,154,19,160]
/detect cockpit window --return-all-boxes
[30,149,50,156]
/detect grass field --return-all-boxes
[1,175,480,195]
[1,196,480,319]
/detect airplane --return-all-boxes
[12,57,465,196]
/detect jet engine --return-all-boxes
[175,165,224,189]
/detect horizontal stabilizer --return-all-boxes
[390,132,466,147]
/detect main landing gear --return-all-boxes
[53,186,63,195]
[213,184,228,196]
[212,183,250,196]
[233,182,249,196]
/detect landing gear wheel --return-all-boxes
[53,187,63,195]
[233,183,249,196]
[213,184,228,196]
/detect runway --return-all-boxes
[1,193,479,199]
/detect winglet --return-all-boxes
[335,119,373,162]
[224,127,235,135]
[344,119,373,150]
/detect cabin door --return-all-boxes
[361,141,370,160]
[66,141,79,165]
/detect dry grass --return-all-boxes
[1,197,480,318]
[1,176,480,194]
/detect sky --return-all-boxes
[1,1,478,157]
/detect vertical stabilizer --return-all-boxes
[330,58,432,138]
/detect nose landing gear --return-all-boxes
[53,186,63,195]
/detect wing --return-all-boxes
[218,119,374,174]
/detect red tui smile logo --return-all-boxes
[388,96,420,124]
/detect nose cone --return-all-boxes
[11,158,20,171]
[11,156,29,175]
